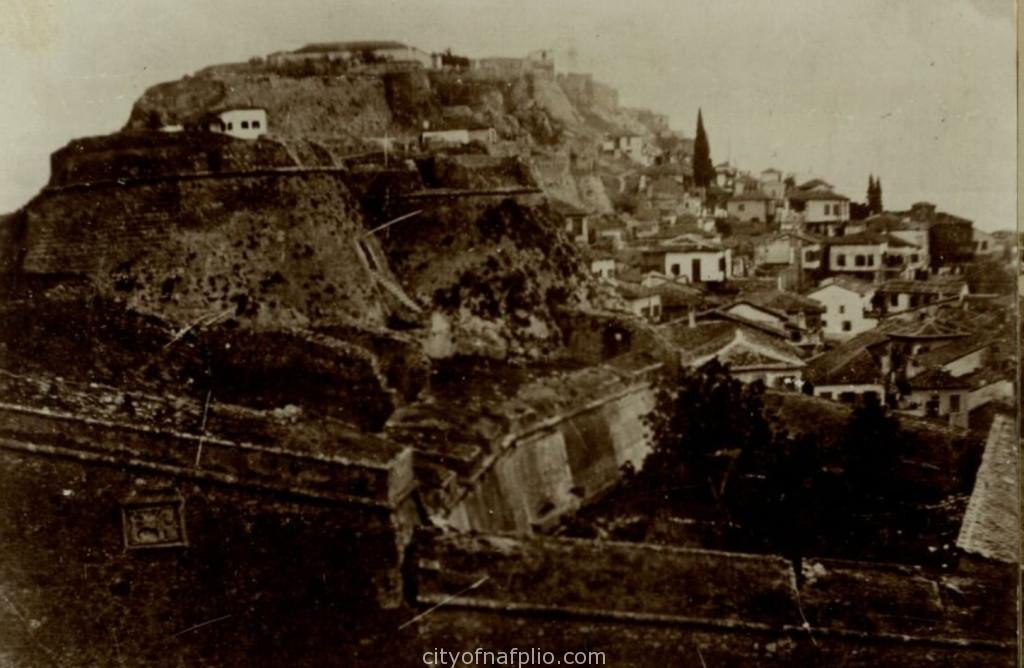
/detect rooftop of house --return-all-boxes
[741,289,826,315]
[807,275,875,297]
[648,280,705,308]
[728,191,773,202]
[913,335,994,369]
[880,233,921,248]
[696,308,792,340]
[957,414,1018,563]
[614,281,659,301]
[887,319,969,341]
[550,198,590,217]
[660,319,804,369]
[908,368,972,391]
[803,329,891,386]
[863,213,920,232]
[876,278,966,296]
[757,230,823,245]
[798,178,833,191]
[642,234,725,253]
[788,188,849,202]
[825,231,889,246]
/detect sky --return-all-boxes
[0,0,1015,230]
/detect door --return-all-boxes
[691,258,701,282]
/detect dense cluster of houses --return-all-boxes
[570,157,1015,429]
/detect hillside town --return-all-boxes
[0,33,1017,667]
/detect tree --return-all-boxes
[641,360,772,510]
[731,431,826,575]
[868,175,883,214]
[692,109,715,189]
[840,393,903,510]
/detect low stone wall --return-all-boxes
[402,530,1016,667]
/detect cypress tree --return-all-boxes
[866,175,875,207]
[873,177,883,214]
[693,109,715,189]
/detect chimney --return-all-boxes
[688,306,697,328]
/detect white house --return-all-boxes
[641,237,731,284]
[754,231,822,270]
[806,277,877,340]
[789,189,849,237]
[873,278,967,315]
[726,192,775,223]
[904,369,970,418]
[615,282,662,322]
[758,168,787,200]
[207,108,267,140]
[972,228,1001,257]
[661,320,805,388]
[421,129,471,147]
[825,232,888,278]
[589,257,616,279]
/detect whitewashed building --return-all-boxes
[805,277,877,340]
[206,108,267,140]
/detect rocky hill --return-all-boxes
[125,57,666,212]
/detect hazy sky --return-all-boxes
[0,0,1015,230]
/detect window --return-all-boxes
[824,204,831,216]
[842,320,852,331]
[738,204,745,212]
[890,294,899,306]
[837,254,846,267]
[226,122,233,130]
[252,120,261,129]
[718,257,726,272]
[838,304,846,314]
[241,121,250,129]
[949,394,961,412]
[670,263,680,276]
[855,255,866,267]
[911,254,919,263]
[820,392,833,400]
[867,255,874,266]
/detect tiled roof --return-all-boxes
[789,188,849,202]
[825,232,886,246]
[908,368,971,390]
[798,178,833,190]
[742,289,826,315]
[864,214,920,232]
[887,319,969,340]
[728,191,773,202]
[876,279,964,296]
[803,329,890,386]
[914,336,993,369]
[956,414,1018,563]
[660,320,803,369]
[881,234,920,248]
[807,275,875,297]
[615,281,659,301]
[550,198,589,217]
